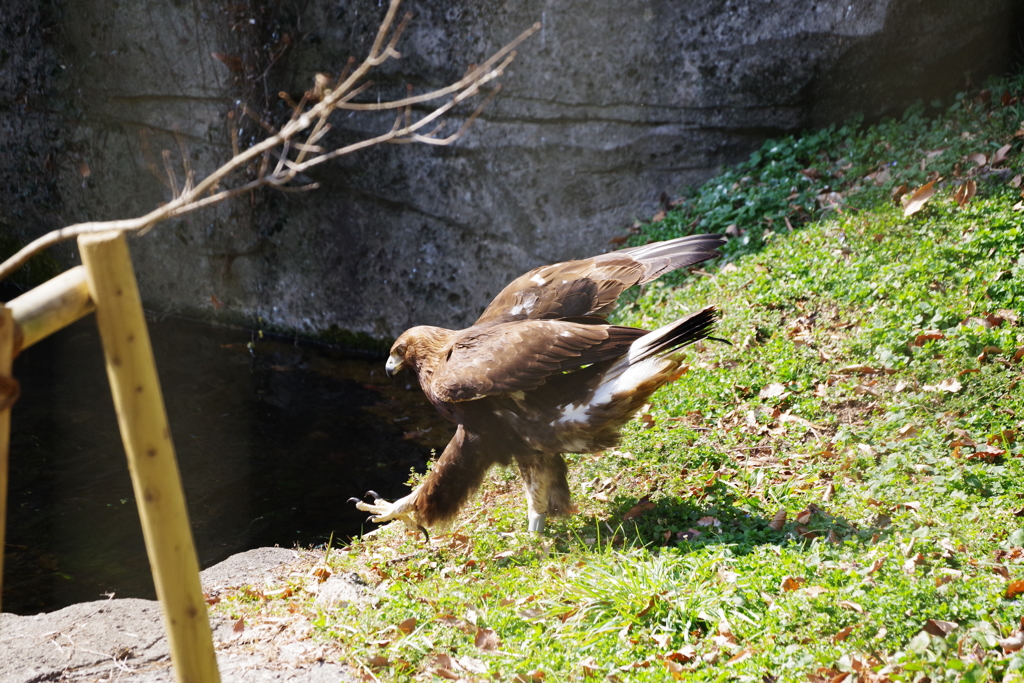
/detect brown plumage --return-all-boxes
[352,234,726,534]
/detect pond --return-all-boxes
[3,314,452,615]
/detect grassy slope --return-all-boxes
[213,77,1024,682]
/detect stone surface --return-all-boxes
[0,0,1021,338]
[0,547,356,683]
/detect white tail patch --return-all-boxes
[628,318,686,363]
[555,354,671,428]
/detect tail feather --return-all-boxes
[628,306,718,364]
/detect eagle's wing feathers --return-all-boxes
[431,321,646,402]
[474,233,726,325]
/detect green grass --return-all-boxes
[211,74,1024,681]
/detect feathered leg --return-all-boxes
[352,424,495,531]
[515,452,571,534]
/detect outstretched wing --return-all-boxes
[429,320,647,402]
[474,233,726,325]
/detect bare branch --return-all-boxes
[0,0,539,283]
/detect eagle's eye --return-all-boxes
[395,344,407,357]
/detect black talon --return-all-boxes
[366,515,377,524]
[365,490,380,500]
[347,497,362,505]
[418,525,430,543]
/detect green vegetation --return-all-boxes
[212,75,1024,681]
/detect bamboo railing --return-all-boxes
[0,232,220,683]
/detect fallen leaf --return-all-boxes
[953,179,977,206]
[768,508,787,531]
[837,364,879,375]
[665,646,697,662]
[781,576,805,591]
[922,619,958,637]
[804,586,828,597]
[456,655,488,675]
[623,496,656,520]
[832,626,855,643]
[897,423,919,440]
[867,557,886,574]
[652,633,672,649]
[397,617,417,635]
[903,180,938,217]
[474,627,500,652]
[1007,580,1024,599]
[759,382,787,398]
[726,649,753,665]
[578,656,600,677]
[922,378,961,393]
[991,143,1012,166]
[366,655,389,669]
[1000,631,1024,653]
[967,152,988,167]
[913,330,945,345]
[838,600,865,613]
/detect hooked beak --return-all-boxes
[385,354,403,378]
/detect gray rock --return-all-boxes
[200,547,301,590]
[0,547,357,682]
[1,0,1020,338]
[314,571,378,608]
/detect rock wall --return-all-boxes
[1,0,1021,339]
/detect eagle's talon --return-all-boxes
[364,490,380,500]
[347,497,362,505]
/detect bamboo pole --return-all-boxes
[7,266,95,355]
[0,306,16,617]
[78,232,219,683]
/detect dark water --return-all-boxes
[3,315,452,615]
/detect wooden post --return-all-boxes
[7,266,95,354]
[0,306,17,617]
[78,232,219,683]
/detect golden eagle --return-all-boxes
[352,234,725,534]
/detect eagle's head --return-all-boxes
[386,325,453,378]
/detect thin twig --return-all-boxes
[0,0,539,283]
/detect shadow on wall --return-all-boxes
[0,0,1021,339]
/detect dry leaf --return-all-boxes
[397,617,417,635]
[837,364,878,375]
[578,656,600,677]
[623,496,656,520]
[922,619,958,637]
[953,179,977,207]
[897,423,919,440]
[652,633,672,649]
[923,378,962,393]
[991,143,1012,166]
[665,646,697,662]
[781,576,805,591]
[457,655,488,675]
[903,180,938,217]
[832,626,855,643]
[913,330,945,345]
[726,649,753,665]
[804,585,828,597]
[967,152,988,167]
[475,627,500,652]
[759,382,787,398]
[1007,580,1024,599]
[838,600,865,613]
[1000,631,1024,653]
[768,508,787,531]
